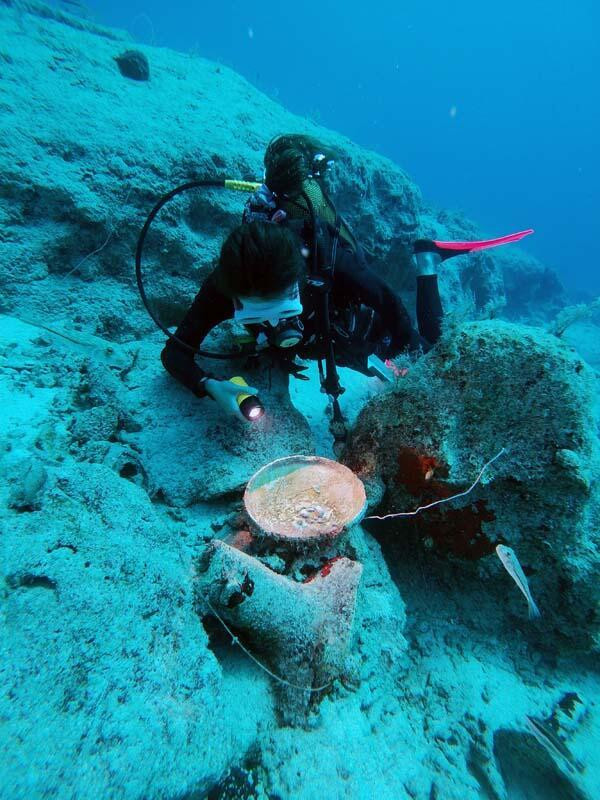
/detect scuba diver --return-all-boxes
[154,134,533,443]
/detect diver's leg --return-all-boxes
[416,275,443,345]
[414,248,443,346]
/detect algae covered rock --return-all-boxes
[344,320,600,651]
[6,452,48,511]
[126,355,314,505]
[0,462,250,800]
[114,49,150,81]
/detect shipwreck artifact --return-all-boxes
[197,539,363,722]
[243,455,367,547]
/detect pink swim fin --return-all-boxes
[414,229,534,261]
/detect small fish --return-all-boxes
[525,715,584,774]
[495,544,541,620]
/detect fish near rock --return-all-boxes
[496,544,541,620]
[525,715,585,774]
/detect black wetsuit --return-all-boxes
[161,220,443,397]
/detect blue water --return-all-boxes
[90,0,599,297]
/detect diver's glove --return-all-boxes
[203,378,259,421]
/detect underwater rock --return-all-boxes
[1,461,255,799]
[500,247,567,323]
[0,0,551,335]
[129,358,314,504]
[6,453,48,511]
[344,320,600,652]
[2,0,129,41]
[69,403,119,445]
[206,765,264,800]
[114,49,150,81]
[102,442,148,488]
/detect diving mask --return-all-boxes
[233,285,303,327]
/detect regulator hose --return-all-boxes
[135,178,261,359]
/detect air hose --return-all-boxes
[135,178,260,359]
[300,189,347,443]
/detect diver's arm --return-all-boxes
[160,273,234,397]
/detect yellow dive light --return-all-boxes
[230,376,264,421]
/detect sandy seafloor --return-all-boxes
[1,3,600,799]
[2,313,599,800]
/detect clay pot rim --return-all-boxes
[243,454,367,545]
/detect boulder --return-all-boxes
[343,320,600,651]
[1,462,258,799]
[114,50,150,82]
[126,354,314,505]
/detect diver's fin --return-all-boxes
[414,228,534,262]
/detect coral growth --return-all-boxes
[394,447,497,559]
